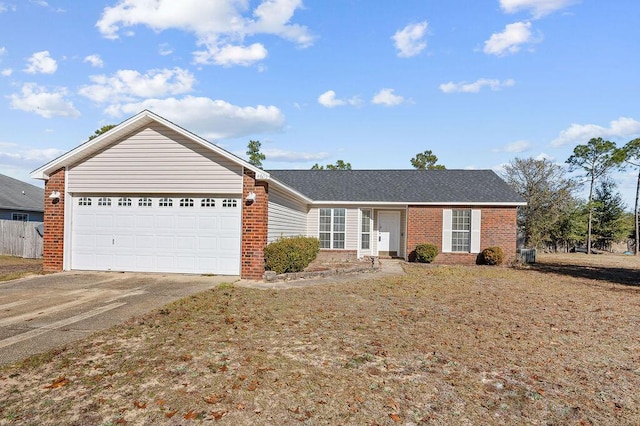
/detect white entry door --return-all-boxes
[71,196,241,275]
[378,211,400,255]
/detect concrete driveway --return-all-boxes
[0,271,238,367]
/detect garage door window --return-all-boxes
[78,197,92,206]
[98,197,112,206]
[118,197,132,207]
[138,198,152,207]
[158,198,173,207]
[179,198,194,207]
[201,198,216,207]
[222,199,237,208]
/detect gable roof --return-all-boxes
[267,169,526,205]
[30,110,266,180]
[0,174,44,212]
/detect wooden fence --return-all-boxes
[0,219,43,259]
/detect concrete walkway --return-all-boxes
[236,258,406,290]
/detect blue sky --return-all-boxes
[1,0,639,206]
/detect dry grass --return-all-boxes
[0,256,43,282]
[1,253,639,425]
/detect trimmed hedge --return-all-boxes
[415,243,438,263]
[480,246,504,265]
[264,236,320,274]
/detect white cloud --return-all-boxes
[194,43,268,67]
[499,0,579,18]
[551,117,640,147]
[9,83,80,118]
[392,21,428,58]
[439,78,515,93]
[317,90,360,108]
[0,3,6,13]
[83,54,104,68]
[506,140,531,153]
[263,148,330,162]
[158,43,173,56]
[96,0,313,67]
[1,68,12,76]
[371,88,404,106]
[24,50,57,74]
[484,21,538,56]
[536,152,554,161]
[79,67,195,103]
[0,46,5,56]
[105,96,285,140]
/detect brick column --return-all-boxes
[241,170,268,279]
[43,168,65,271]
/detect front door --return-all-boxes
[378,211,400,256]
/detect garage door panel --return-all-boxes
[71,196,241,275]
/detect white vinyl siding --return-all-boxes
[442,209,481,253]
[268,186,308,242]
[67,125,243,193]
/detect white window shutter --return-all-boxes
[471,209,481,253]
[442,209,452,253]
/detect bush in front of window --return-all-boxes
[480,246,504,265]
[264,236,320,274]
[415,243,438,263]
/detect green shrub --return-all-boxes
[480,246,504,265]
[415,243,438,263]
[264,236,320,274]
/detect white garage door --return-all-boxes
[71,196,241,275]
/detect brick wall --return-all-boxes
[241,170,268,279]
[43,168,65,271]
[406,205,518,265]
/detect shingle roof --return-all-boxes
[0,174,44,212]
[267,169,525,204]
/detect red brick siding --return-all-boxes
[406,205,518,265]
[241,170,268,279]
[43,168,65,271]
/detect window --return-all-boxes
[11,213,28,221]
[361,209,371,250]
[138,198,152,207]
[158,198,173,207]
[98,197,112,206]
[451,210,471,252]
[443,209,481,253]
[319,208,345,249]
[78,197,92,206]
[201,198,216,207]
[118,197,132,207]
[222,199,237,208]
[179,198,194,207]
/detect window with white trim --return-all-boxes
[442,209,481,253]
[319,208,345,249]
[78,197,92,206]
[118,197,132,207]
[12,213,28,221]
[222,199,237,208]
[451,210,471,252]
[158,198,173,207]
[138,198,152,207]
[179,198,194,207]
[201,198,216,207]
[98,197,112,206]
[361,209,372,250]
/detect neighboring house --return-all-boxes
[31,110,525,279]
[0,174,44,222]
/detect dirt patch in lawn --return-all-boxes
[0,255,44,282]
[1,253,639,424]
